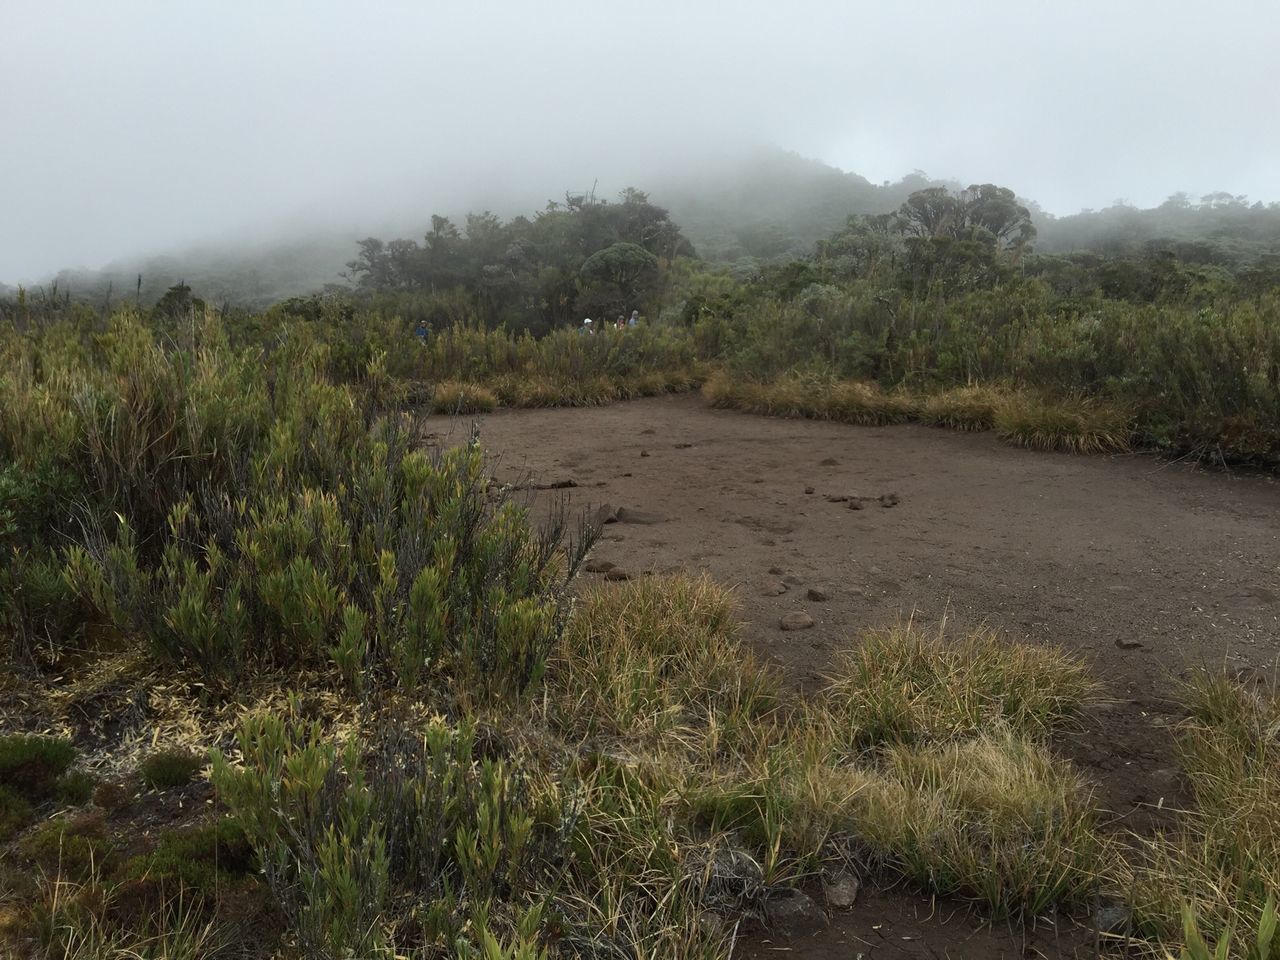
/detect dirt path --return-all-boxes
[470,393,1280,958]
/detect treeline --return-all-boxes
[4,176,1279,464]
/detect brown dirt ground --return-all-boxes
[468,393,1280,960]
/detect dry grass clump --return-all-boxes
[430,379,498,414]
[920,384,1010,431]
[822,621,1095,748]
[1122,672,1280,957]
[994,394,1132,454]
[549,573,780,746]
[855,732,1111,915]
[702,371,915,426]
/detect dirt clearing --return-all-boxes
[470,393,1280,959]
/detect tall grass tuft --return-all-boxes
[993,394,1132,454]
[1124,673,1280,957]
[821,621,1096,749]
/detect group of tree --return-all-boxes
[342,189,693,333]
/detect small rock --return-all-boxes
[1115,638,1144,650]
[783,574,803,585]
[879,493,900,507]
[583,559,616,573]
[822,871,860,909]
[639,450,650,458]
[824,494,849,503]
[819,458,839,466]
[847,499,865,510]
[698,911,725,938]
[594,503,620,525]
[675,442,694,449]
[804,486,815,494]
[1092,901,1132,935]
[641,428,656,435]
[540,478,578,489]
[780,612,815,631]
[764,888,828,937]
[760,579,788,597]
[605,568,630,581]
[768,566,784,576]
[807,588,829,602]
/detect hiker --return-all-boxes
[628,310,639,327]
[581,318,594,335]
[616,315,626,330]
[413,321,430,344]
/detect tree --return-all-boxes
[578,242,659,310]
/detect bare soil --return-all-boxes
[471,393,1280,959]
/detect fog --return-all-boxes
[3,0,1278,283]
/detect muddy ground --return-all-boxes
[467,393,1280,959]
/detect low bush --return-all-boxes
[0,786,34,841]
[139,749,204,790]
[0,734,77,800]
[55,771,96,806]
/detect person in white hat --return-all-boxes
[581,318,594,335]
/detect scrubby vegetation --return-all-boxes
[2,177,1278,958]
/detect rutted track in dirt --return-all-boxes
[470,393,1280,959]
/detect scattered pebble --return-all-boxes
[807,588,829,602]
[759,578,788,596]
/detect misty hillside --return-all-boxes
[23,148,1280,310]
[654,149,956,261]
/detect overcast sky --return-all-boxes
[3,0,1278,281]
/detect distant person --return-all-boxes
[413,321,430,344]
[581,318,594,335]
[629,310,639,327]
[616,315,626,329]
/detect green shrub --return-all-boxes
[0,785,34,840]
[55,770,97,806]
[19,812,116,881]
[139,749,204,790]
[118,818,256,895]
[0,734,77,799]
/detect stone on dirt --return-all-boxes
[822,871,860,908]
[583,559,615,573]
[759,578,787,596]
[780,611,815,631]
[807,587,829,602]
[764,888,829,937]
